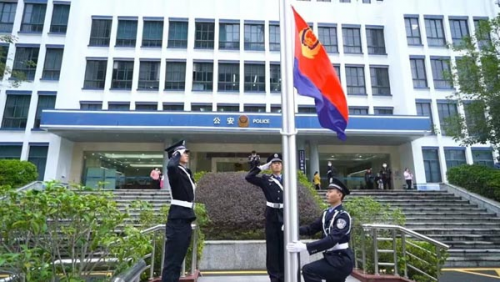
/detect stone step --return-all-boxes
[445,256,500,267]
[395,207,486,212]
[425,234,500,243]
[347,197,466,202]
[448,249,500,255]
[412,227,500,235]
[406,222,500,228]
[406,216,500,222]
[387,203,476,208]
[402,211,495,217]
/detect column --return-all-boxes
[308,141,320,181]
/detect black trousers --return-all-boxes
[302,250,353,282]
[161,219,193,282]
[406,179,412,189]
[265,219,284,282]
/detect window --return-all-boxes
[244,63,265,92]
[463,102,486,136]
[244,105,266,112]
[374,107,393,115]
[317,0,331,1]
[269,24,280,51]
[298,106,316,113]
[89,19,112,46]
[363,0,371,2]
[449,18,469,46]
[0,145,22,159]
[111,60,134,89]
[370,67,390,95]
[425,18,445,46]
[445,149,466,169]
[135,103,157,111]
[474,19,491,49]
[34,95,55,128]
[270,64,281,92]
[271,106,281,113]
[340,0,351,2]
[472,150,494,167]
[333,65,341,82]
[0,2,17,33]
[416,102,435,133]
[163,104,184,111]
[165,61,186,91]
[83,60,107,89]
[195,21,215,49]
[342,27,362,53]
[168,21,188,48]
[244,23,265,51]
[318,26,338,53]
[437,102,457,135]
[2,94,31,129]
[142,20,163,47]
[42,48,63,80]
[410,58,427,88]
[218,63,239,92]
[50,4,70,33]
[192,62,213,91]
[405,17,421,45]
[12,47,39,80]
[108,103,130,110]
[218,105,238,112]
[116,20,138,47]
[431,58,452,89]
[138,61,160,90]
[28,145,48,180]
[0,44,9,78]
[21,3,46,32]
[422,148,442,182]
[349,107,368,115]
[80,102,102,110]
[366,28,386,54]
[219,22,240,50]
[345,66,365,95]
[192,104,212,112]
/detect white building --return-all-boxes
[0,0,497,190]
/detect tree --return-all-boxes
[445,16,500,153]
[0,34,29,87]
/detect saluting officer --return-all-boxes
[162,140,196,282]
[245,153,285,282]
[287,178,354,282]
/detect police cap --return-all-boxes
[267,153,282,163]
[327,178,350,197]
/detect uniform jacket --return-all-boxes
[245,166,284,223]
[167,153,196,221]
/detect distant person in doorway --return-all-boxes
[327,161,337,184]
[248,150,261,169]
[380,163,392,190]
[404,168,413,190]
[375,173,383,189]
[364,168,374,190]
[150,167,161,189]
[313,171,321,190]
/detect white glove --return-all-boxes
[258,161,272,171]
[287,241,307,253]
[173,149,186,157]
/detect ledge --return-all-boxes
[440,183,500,217]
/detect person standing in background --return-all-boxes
[150,167,161,189]
[313,171,321,190]
[404,168,413,190]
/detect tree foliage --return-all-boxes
[0,159,38,188]
[446,16,500,151]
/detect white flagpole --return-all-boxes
[279,1,300,282]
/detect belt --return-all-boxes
[326,243,349,252]
[171,199,194,209]
[266,202,284,209]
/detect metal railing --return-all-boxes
[111,259,147,282]
[0,181,44,201]
[354,224,449,281]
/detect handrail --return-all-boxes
[111,259,147,282]
[0,181,43,201]
[362,224,449,249]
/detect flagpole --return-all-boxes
[279,0,300,282]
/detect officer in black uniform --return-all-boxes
[245,153,285,282]
[162,140,196,282]
[287,178,353,282]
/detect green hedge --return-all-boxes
[0,159,38,188]
[447,164,500,202]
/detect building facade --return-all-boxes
[0,0,497,190]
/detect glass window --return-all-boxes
[374,108,393,115]
[342,27,362,53]
[142,20,163,47]
[2,95,31,129]
[218,105,239,112]
[89,19,112,46]
[0,145,22,159]
[410,58,427,88]
[425,18,445,46]
[42,48,63,80]
[80,102,102,110]
[12,47,39,81]
[50,4,70,33]
[474,19,491,49]
[405,17,421,45]
[135,104,157,111]
[318,26,338,53]
[34,95,55,128]
[437,102,457,135]
[195,22,215,49]
[138,61,160,90]
[345,66,365,94]
[370,67,391,95]
[163,104,183,111]
[219,23,240,50]
[111,61,134,89]
[349,107,368,115]
[449,18,469,46]
[218,63,239,92]
[165,61,186,91]
[270,64,281,92]
[431,58,452,89]
[168,21,188,48]
[244,24,265,51]
[416,102,435,133]
[192,104,212,112]
[28,145,48,180]
[422,148,442,182]
[0,2,17,33]
[108,103,130,110]
[244,105,266,112]
[21,3,46,32]
[445,149,466,169]
[366,28,386,54]
[269,24,280,51]
[244,63,265,92]
[83,60,107,89]
[298,106,316,113]
[192,62,213,91]
[116,20,138,47]
[472,150,494,167]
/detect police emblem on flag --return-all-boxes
[299,27,321,59]
[336,218,347,229]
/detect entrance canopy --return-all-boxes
[41,110,431,146]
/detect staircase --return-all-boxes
[318,190,500,267]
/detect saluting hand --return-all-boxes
[286,241,307,253]
[173,149,186,157]
[258,161,272,171]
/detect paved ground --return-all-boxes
[440,268,500,282]
[198,275,360,282]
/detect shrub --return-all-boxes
[447,164,500,201]
[0,159,38,188]
[196,171,322,240]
